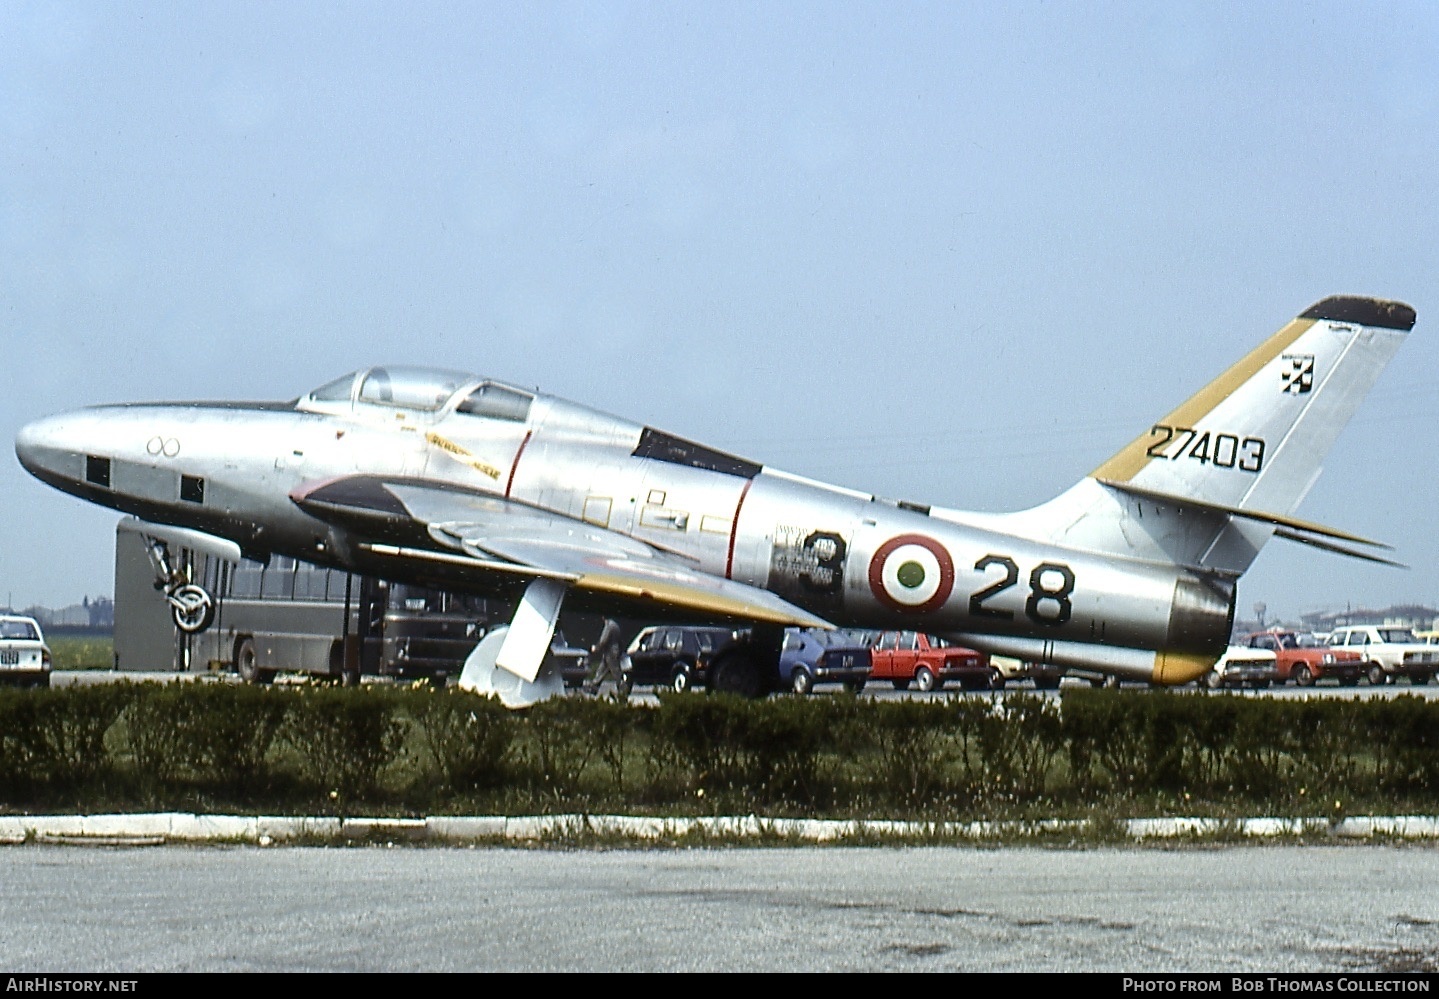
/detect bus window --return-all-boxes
[261,559,295,600]
[231,562,263,598]
[199,555,216,591]
[294,564,329,601]
[389,584,443,612]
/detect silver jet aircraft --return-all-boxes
[14,296,1417,705]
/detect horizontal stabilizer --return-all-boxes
[1271,528,1408,568]
[1096,478,1399,565]
[1095,478,1391,548]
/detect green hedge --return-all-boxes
[1,683,1436,819]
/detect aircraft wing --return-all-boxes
[292,475,832,628]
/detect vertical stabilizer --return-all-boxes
[979,297,1415,574]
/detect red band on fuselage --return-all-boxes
[725,477,754,580]
[505,430,533,500]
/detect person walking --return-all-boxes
[583,618,625,697]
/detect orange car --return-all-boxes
[868,631,992,692]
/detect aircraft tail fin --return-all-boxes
[993,296,1415,574]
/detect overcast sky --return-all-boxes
[3,1,1437,625]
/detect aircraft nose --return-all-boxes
[16,414,55,473]
[15,411,87,484]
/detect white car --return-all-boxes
[1202,644,1279,689]
[0,615,52,688]
[990,655,1066,690]
[1326,625,1439,686]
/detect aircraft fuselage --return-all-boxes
[14,298,1419,691]
[16,378,1231,681]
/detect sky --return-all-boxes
[2,1,1437,625]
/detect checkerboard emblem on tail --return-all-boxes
[1282,354,1314,394]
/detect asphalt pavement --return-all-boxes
[2,844,1437,973]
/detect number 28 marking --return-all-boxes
[969,555,1074,626]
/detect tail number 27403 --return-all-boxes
[1146,425,1265,473]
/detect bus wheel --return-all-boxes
[236,638,272,685]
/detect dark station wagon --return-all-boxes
[619,625,738,694]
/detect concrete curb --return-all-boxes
[2,812,1438,845]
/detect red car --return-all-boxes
[869,631,993,692]
[1242,629,1363,686]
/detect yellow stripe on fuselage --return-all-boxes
[1090,317,1317,483]
[426,431,502,480]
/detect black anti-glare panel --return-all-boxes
[632,428,761,479]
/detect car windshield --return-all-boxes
[1378,628,1419,643]
[0,619,39,641]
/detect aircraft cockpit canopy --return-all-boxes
[301,367,533,421]
[306,372,360,403]
[457,382,533,422]
[357,367,472,410]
